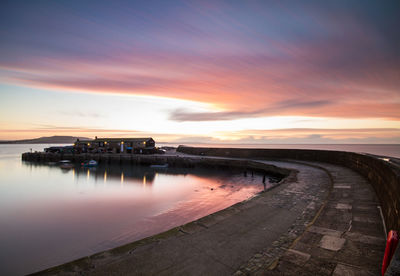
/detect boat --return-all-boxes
[150,164,168,168]
[58,160,74,169]
[81,160,98,167]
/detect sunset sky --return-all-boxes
[1,1,399,143]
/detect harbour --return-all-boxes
[1,144,283,275]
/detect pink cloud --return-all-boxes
[1,13,399,121]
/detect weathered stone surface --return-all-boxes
[336,203,352,210]
[319,235,346,251]
[281,249,310,266]
[268,162,385,276]
[343,232,385,245]
[334,185,351,189]
[332,263,372,276]
[385,242,400,275]
[353,216,381,224]
[308,226,342,237]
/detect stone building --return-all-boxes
[74,137,156,154]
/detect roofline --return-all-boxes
[75,137,154,142]
[94,137,153,141]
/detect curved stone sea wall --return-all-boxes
[21,147,400,274]
[177,146,400,233]
[22,148,400,232]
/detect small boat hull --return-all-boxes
[150,164,168,168]
[58,160,74,169]
[82,160,98,167]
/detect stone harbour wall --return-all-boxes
[22,148,400,232]
[176,147,400,276]
[177,146,400,233]
[22,147,400,274]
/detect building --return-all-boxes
[44,146,75,154]
[74,137,156,154]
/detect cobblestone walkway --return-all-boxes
[256,162,386,276]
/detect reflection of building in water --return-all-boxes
[75,164,156,186]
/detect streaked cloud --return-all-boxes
[172,128,400,144]
[222,128,400,139]
[1,1,400,120]
[169,100,333,121]
[0,1,399,141]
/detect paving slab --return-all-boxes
[334,185,351,189]
[319,235,346,251]
[336,203,352,210]
[332,263,373,276]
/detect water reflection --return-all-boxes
[23,161,279,195]
[20,160,276,199]
[3,158,269,275]
[23,161,265,189]
[22,161,161,187]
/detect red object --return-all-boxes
[382,230,399,275]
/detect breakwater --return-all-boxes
[177,146,400,234]
[22,149,400,232]
[21,148,400,275]
[177,146,400,275]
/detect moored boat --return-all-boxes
[81,160,98,167]
[150,164,168,168]
[58,160,74,169]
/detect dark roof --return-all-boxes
[94,137,153,142]
[75,137,154,144]
[75,139,93,144]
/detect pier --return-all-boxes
[24,147,400,275]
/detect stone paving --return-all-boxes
[255,162,386,276]
[34,160,386,276]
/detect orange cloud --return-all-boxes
[2,49,399,121]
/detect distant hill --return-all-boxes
[0,136,90,144]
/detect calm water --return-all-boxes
[0,145,270,275]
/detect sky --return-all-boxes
[0,0,399,143]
